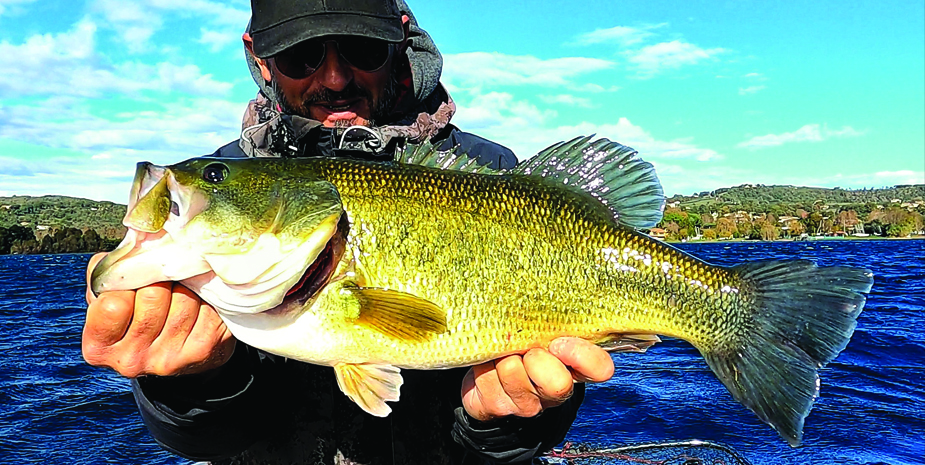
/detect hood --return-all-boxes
[246,0,442,114]
[240,0,456,158]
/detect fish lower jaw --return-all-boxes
[216,309,344,366]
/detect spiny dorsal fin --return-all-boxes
[514,136,665,229]
[399,135,665,228]
[397,139,504,175]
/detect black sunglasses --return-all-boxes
[272,36,394,79]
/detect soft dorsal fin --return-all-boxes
[514,136,665,229]
[399,135,665,229]
[397,139,503,175]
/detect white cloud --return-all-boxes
[91,0,248,52]
[538,94,597,108]
[543,118,722,162]
[199,28,238,52]
[646,163,763,197]
[443,103,726,197]
[91,0,160,52]
[442,52,614,90]
[737,124,864,150]
[0,97,245,202]
[0,0,37,16]
[0,156,45,177]
[146,62,234,96]
[738,72,768,95]
[738,85,766,95]
[626,40,727,77]
[149,0,250,26]
[453,108,721,166]
[0,13,244,202]
[574,83,621,93]
[645,165,925,198]
[667,168,925,197]
[0,161,138,203]
[821,170,925,188]
[0,147,144,202]
[1,97,242,153]
[497,118,722,197]
[0,20,233,98]
[452,91,555,133]
[573,24,668,47]
[872,170,925,185]
[0,17,96,61]
[573,24,731,80]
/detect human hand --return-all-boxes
[82,252,236,377]
[461,337,615,421]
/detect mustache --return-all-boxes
[301,83,373,106]
[269,68,399,123]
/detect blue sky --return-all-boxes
[0,0,922,203]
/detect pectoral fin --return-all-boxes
[333,363,403,417]
[344,287,447,342]
[596,333,661,353]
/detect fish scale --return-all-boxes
[92,137,872,445]
[307,158,742,367]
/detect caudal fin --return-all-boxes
[702,260,873,446]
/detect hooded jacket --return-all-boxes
[131,2,584,463]
[219,2,514,169]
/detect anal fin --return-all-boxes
[596,333,661,353]
[333,363,403,417]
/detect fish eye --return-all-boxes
[203,163,229,183]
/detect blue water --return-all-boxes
[0,240,922,464]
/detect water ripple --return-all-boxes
[1,243,923,465]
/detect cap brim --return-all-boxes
[252,13,404,57]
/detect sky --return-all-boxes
[0,0,922,203]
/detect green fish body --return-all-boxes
[92,137,872,446]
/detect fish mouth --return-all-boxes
[276,213,349,310]
[91,162,210,296]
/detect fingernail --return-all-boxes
[548,338,567,354]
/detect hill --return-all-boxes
[0,195,127,240]
[1,183,923,253]
[0,195,127,254]
[668,184,924,216]
[658,184,925,241]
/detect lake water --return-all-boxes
[0,240,921,464]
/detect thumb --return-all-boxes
[85,252,108,304]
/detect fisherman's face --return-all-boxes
[268,37,402,128]
[245,16,410,127]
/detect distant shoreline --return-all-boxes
[661,235,925,244]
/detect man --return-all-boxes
[82,1,615,463]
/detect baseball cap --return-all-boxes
[250,0,404,58]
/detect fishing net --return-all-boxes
[536,440,754,465]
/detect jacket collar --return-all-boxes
[238,85,455,159]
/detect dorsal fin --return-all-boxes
[398,136,665,229]
[396,139,503,175]
[514,136,665,229]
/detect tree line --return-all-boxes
[679,184,924,209]
[1,195,127,241]
[657,204,924,242]
[656,184,925,241]
[0,225,121,255]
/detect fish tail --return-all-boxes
[701,260,873,447]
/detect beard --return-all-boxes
[272,66,400,127]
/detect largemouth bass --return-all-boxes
[91,137,872,446]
